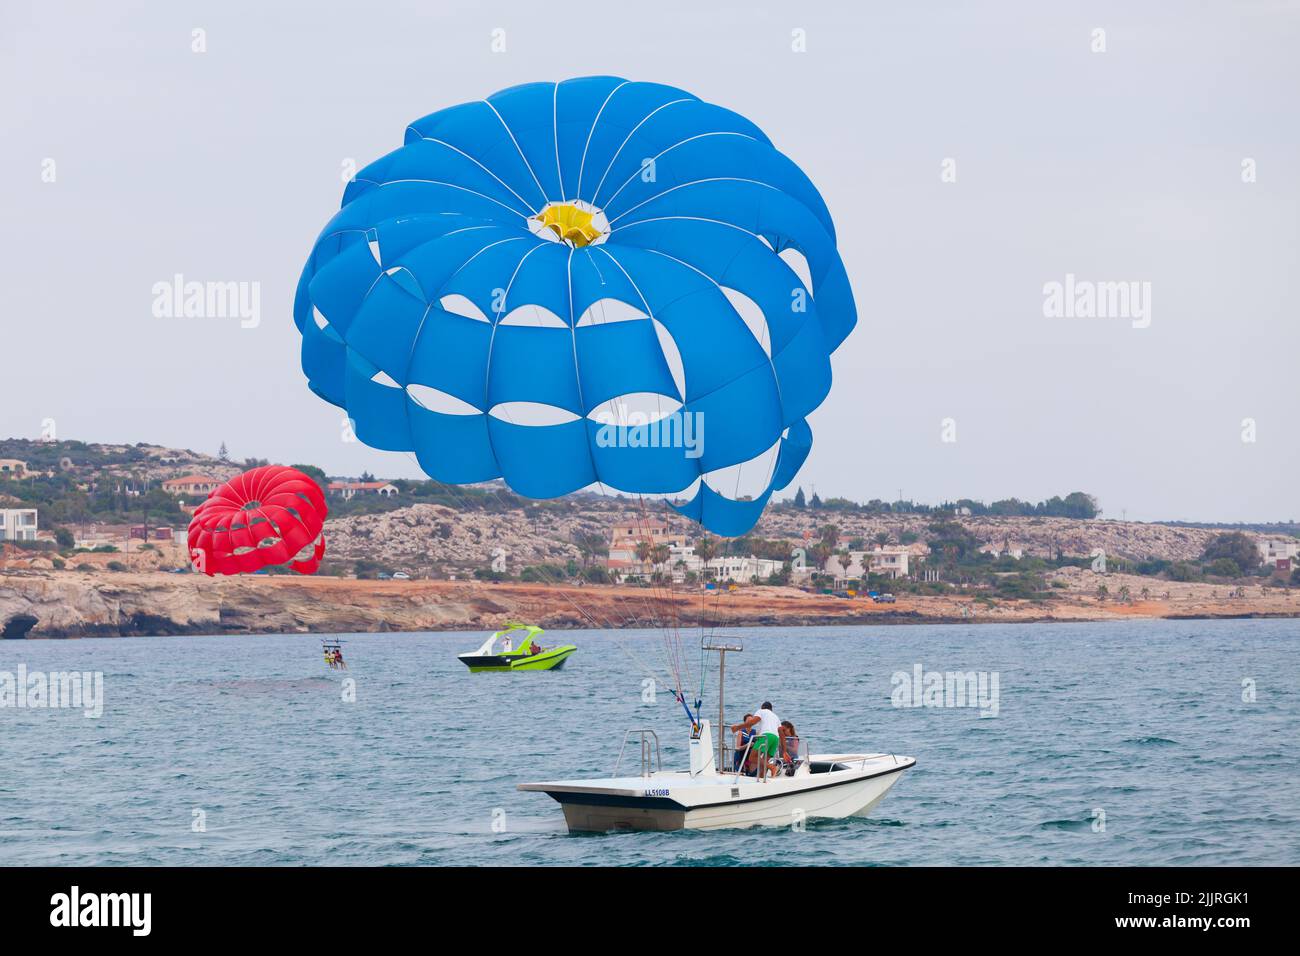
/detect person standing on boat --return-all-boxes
[731,702,782,781]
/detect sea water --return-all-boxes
[1,619,1296,866]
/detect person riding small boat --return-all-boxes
[457,623,577,672]
[733,714,756,773]
[730,702,783,781]
[779,720,801,776]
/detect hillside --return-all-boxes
[1,438,1291,575]
[320,503,1235,576]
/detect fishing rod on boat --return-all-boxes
[670,687,701,732]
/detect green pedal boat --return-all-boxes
[458,623,576,673]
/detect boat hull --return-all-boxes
[459,645,576,672]
[522,755,914,832]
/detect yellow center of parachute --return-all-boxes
[534,203,602,247]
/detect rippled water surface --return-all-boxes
[1,619,1297,865]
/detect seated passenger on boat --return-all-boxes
[733,714,756,773]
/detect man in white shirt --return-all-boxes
[730,701,782,781]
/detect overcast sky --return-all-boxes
[3,0,1297,523]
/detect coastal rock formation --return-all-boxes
[1,567,1295,639]
[0,570,222,637]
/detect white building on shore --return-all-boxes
[824,545,919,585]
[612,543,781,585]
[1258,537,1299,570]
[0,508,38,542]
[706,555,782,583]
[606,519,688,563]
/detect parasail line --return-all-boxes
[575,80,630,202]
[589,98,693,207]
[412,137,541,216]
[599,132,761,212]
[480,99,551,208]
[607,177,780,226]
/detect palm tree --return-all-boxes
[1096,584,1109,602]
[695,535,718,582]
[635,539,654,578]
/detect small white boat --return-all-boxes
[521,640,914,832]
[519,723,914,832]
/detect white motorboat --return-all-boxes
[518,723,915,832]
[519,640,914,832]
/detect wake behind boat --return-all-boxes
[458,622,576,672]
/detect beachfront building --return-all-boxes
[327,480,399,500]
[823,546,916,584]
[606,519,688,564]
[0,459,28,478]
[664,543,704,582]
[706,555,782,583]
[613,542,701,584]
[0,508,38,542]
[611,546,780,585]
[162,474,222,497]
[1258,537,1300,570]
[865,547,913,579]
[824,553,865,589]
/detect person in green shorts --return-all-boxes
[730,701,782,781]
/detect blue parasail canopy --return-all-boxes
[293,77,856,537]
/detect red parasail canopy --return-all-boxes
[187,465,327,575]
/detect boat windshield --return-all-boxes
[483,624,543,655]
